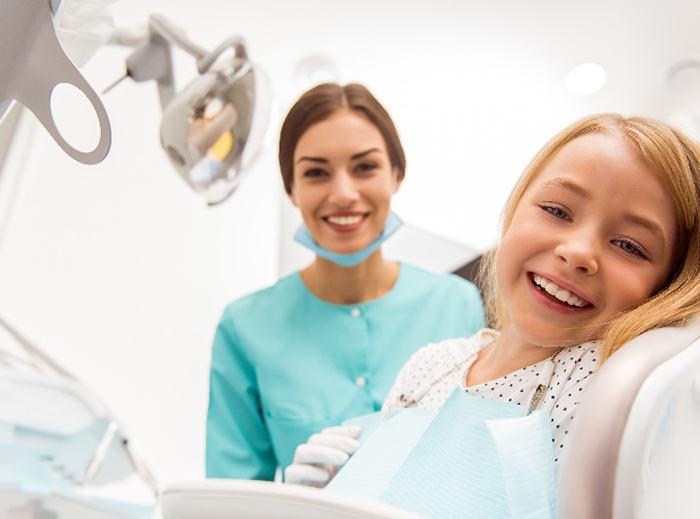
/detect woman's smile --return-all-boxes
[321,211,370,233]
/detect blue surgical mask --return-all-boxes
[293,212,403,267]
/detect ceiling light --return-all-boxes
[565,63,606,96]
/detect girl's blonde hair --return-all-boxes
[480,113,700,362]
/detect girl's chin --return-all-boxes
[509,320,586,349]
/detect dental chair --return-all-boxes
[161,480,422,518]
[559,316,700,519]
[161,318,700,519]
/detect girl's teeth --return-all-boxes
[567,295,584,307]
[327,215,362,225]
[556,288,571,300]
[532,275,586,308]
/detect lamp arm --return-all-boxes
[147,14,208,61]
[196,35,248,74]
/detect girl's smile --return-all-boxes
[527,272,594,313]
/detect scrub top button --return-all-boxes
[351,307,361,318]
[355,376,366,388]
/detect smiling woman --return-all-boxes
[204,83,485,481]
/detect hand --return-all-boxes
[284,424,362,487]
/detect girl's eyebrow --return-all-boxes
[540,177,591,199]
[622,212,666,246]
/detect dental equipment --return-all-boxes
[0,0,112,164]
[0,315,158,518]
[106,15,272,206]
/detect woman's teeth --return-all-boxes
[326,215,363,226]
[532,274,587,308]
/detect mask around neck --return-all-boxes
[293,212,403,267]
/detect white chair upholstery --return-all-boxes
[559,317,700,519]
[160,480,423,519]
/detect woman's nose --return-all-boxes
[327,171,359,205]
[554,235,600,275]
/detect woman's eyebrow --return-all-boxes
[295,148,382,164]
[296,156,328,164]
[351,148,382,160]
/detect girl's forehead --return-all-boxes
[527,133,650,191]
[520,132,678,245]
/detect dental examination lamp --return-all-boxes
[106,15,272,206]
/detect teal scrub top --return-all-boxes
[205,263,485,480]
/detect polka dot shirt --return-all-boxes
[382,329,601,463]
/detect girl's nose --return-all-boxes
[554,235,600,275]
[327,171,360,206]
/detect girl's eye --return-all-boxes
[355,162,377,173]
[612,239,648,260]
[303,168,327,178]
[540,204,570,221]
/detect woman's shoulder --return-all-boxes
[222,272,304,321]
[399,263,482,301]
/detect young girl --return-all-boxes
[285,113,700,485]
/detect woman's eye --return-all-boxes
[612,239,648,260]
[303,168,327,178]
[540,205,570,221]
[355,162,377,173]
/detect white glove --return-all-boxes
[284,424,362,487]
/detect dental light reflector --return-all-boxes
[160,62,270,205]
[109,16,271,206]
